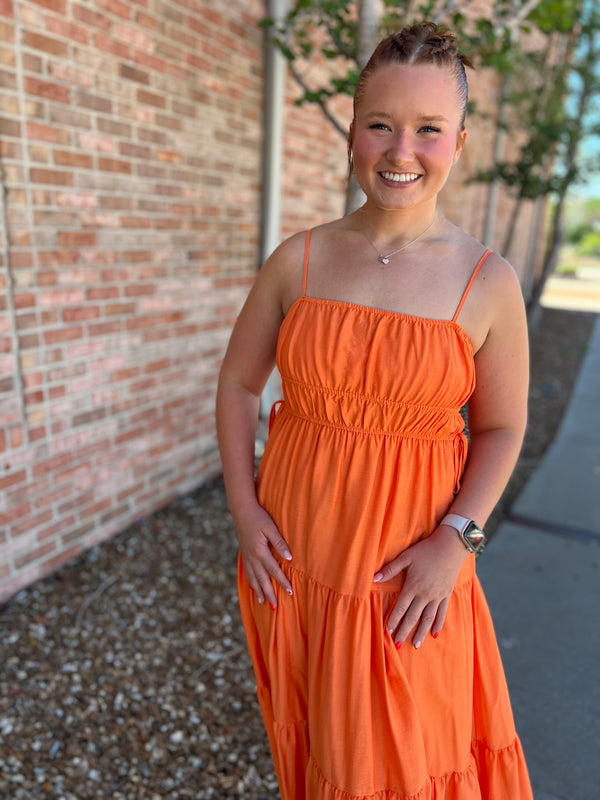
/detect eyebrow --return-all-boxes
[363,111,449,123]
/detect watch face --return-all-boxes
[463,521,486,552]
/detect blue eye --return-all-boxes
[420,125,441,133]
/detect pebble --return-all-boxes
[0,479,276,799]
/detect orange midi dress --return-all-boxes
[238,231,533,800]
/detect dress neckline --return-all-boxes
[284,295,474,355]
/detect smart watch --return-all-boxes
[440,513,487,556]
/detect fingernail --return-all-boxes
[414,640,421,650]
[373,572,383,583]
[283,550,292,561]
[432,632,439,639]
[257,597,264,605]
[286,588,293,596]
[269,603,276,610]
[395,640,403,650]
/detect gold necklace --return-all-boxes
[361,215,437,264]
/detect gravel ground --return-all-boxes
[0,306,596,800]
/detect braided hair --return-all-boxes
[353,23,472,130]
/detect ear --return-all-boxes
[453,128,467,164]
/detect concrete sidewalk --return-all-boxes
[478,316,600,800]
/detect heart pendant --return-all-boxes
[378,255,390,265]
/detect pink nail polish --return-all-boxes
[395,640,403,650]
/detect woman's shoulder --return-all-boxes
[450,228,525,333]
[446,223,520,287]
[266,219,347,281]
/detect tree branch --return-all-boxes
[288,61,349,138]
[494,0,544,35]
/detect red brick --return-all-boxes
[72,4,112,31]
[56,231,96,247]
[43,326,84,345]
[0,470,27,491]
[62,306,100,322]
[54,149,93,169]
[0,116,21,137]
[26,122,71,144]
[98,157,131,173]
[29,168,74,186]
[28,0,66,10]
[87,287,119,300]
[145,358,170,373]
[56,191,97,208]
[136,88,166,108]
[98,0,130,19]
[93,33,130,59]
[14,292,35,309]
[124,283,154,297]
[0,1,15,19]
[112,366,139,382]
[120,216,151,228]
[75,90,112,114]
[23,30,68,57]
[104,302,135,316]
[46,17,90,46]
[88,320,122,337]
[0,502,32,527]
[118,63,149,84]
[25,76,70,103]
[37,250,79,266]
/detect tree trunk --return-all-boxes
[526,192,565,329]
[501,192,523,259]
[345,0,380,213]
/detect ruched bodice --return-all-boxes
[237,235,533,800]
[278,296,474,440]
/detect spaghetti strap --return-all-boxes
[452,249,493,323]
[301,230,311,297]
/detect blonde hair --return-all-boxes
[353,22,472,130]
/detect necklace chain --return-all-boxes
[361,215,437,265]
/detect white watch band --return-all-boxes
[440,513,471,534]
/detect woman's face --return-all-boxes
[350,63,467,213]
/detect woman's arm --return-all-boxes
[216,236,303,607]
[375,255,530,648]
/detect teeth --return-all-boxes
[381,171,420,183]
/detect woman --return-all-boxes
[217,22,533,800]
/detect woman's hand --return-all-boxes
[373,525,469,649]
[234,501,293,608]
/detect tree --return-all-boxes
[525,2,600,321]
[469,1,600,319]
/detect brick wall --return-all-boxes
[0,1,541,604]
[0,0,272,602]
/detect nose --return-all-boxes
[387,131,413,162]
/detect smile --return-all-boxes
[380,171,421,183]
[379,172,421,183]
